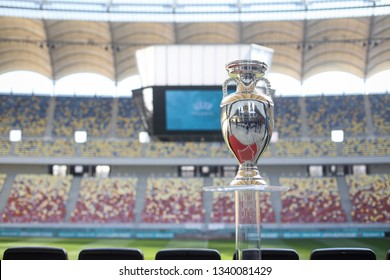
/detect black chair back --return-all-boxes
[78,248,144,260]
[155,248,221,260]
[310,248,376,260]
[233,248,299,260]
[3,246,68,260]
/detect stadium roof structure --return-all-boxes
[0,0,390,83]
[2,1,390,22]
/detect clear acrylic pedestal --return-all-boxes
[204,184,289,260]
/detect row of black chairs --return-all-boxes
[3,247,388,260]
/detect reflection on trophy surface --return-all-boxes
[220,59,274,188]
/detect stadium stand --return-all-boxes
[275,139,337,157]
[14,139,75,157]
[144,142,210,158]
[0,174,72,223]
[342,138,390,157]
[280,177,347,223]
[0,173,387,226]
[210,189,235,224]
[369,94,389,136]
[346,174,389,223]
[5,137,389,158]
[53,96,113,137]
[0,94,388,229]
[0,173,6,193]
[116,98,143,138]
[274,96,301,138]
[306,95,367,137]
[141,177,205,223]
[0,140,11,156]
[80,140,143,158]
[0,94,49,136]
[0,93,388,159]
[209,142,233,158]
[70,177,137,223]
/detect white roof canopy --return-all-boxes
[136,44,273,87]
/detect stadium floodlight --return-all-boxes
[331,130,344,143]
[74,130,87,143]
[309,165,323,177]
[95,165,110,178]
[201,166,210,174]
[139,131,151,143]
[271,131,279,143]
[9,129,22,142]
[353,165,367,175]
[74,165,84,174]
[52,165,67,176]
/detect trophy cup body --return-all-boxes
[221,59,274,189]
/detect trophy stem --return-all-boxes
[230,165,268,187]
[235,190,262,260]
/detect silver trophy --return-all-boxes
[204,59,287,260]
[221,59,273,189]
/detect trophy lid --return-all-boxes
[226,59,267,79]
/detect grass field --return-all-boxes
[0,237,389,260]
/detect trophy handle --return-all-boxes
[223,77,272,97]
[254,77,272,96]
[222,78,238,98]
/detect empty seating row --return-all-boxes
[274,96,301,138]
[141,177,205,223]
[0,174,72,223]
[4,137,388,158]
[116,97,143,138]
[0,94,388,139]
[346,174,389,223]
[0,173,6,193]
[280,177,347,223]
[53,97,113,137]
[306,95,366,137]
[0,95,49,136]
[0,174,388,224]
[369,94,389,136]
[3,246,385,260]
[70,177,138,223]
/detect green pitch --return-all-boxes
[0,237,388,260]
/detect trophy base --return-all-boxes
[203,166,289,192]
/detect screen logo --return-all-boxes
[193,101,213,116]
[166,89,221,131]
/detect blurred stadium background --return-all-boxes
[0,0,389,259]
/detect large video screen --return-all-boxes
[133,86,225,141]
[165,89,221,131]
